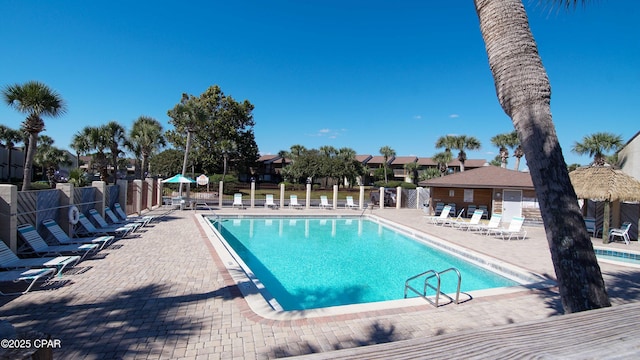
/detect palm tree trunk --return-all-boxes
[474,0,610,313]
[180,130,192,194]
[21,132,38,191]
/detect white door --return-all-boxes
[502,189,522,223]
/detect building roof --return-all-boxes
[419,165,534,189]
[355,155,372,163]
[416,157,487,167]
[390,156,418,165]
[366,156,393,166]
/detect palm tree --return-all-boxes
[491,131,519,168]
[2,81,66,190]
[70,130,92,170]
[33,143,70,188]
[102,121,128,183]
[436,135,481,172]
[0,125,23,181]
[379,145,395,183]
[78,126,109,182]
[404,161,420,185]
[130,116,165,180]
[432,151,452,177]
[218,139,237,182]
[571,132,623,166]
[474,0,610,312]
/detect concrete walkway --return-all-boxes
[1,207,638,359]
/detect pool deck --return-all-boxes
[1,206,639,359]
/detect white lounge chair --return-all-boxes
[105,206,151,227]
[468,213,502,234]
[345,196,357,209]
[289,195,303,209]
[77,213,133,238]
[0,239,80,277]
[319,195,332,209]
[89,209,142,235]
[425,205,451,225]
[488,216,527,240]
[264,194,278,209]
[454,209,485,230]
[0,268,56,295]
[42,219,114,250]
[113,203,155,224]
[442,209,466,227]
[17,224,99,261]
[609,222,632,245]
[232,193,244,209]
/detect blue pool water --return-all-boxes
[210,217,519,310]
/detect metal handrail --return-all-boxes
[404,267,462,307]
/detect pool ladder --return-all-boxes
[404,268,461,307]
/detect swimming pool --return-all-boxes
[205,216,542,312]
[595,247,640,268]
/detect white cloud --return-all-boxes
[449,114,459,119]
[413,115,422,120]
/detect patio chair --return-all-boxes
[488,216,527,240]
[113,203,155,224]
[319,195,332,209]
[425,205,451,225]
[232,193,245,209]
[455,209,485,230]
[42,219,114,250]
[478,205,489,219]
[77,213,133,238]
[105,206,151,227]
[0,239,80,277]
[441,209,466,227]
[0,268,56,295]
[466,205,477,218]
[434,202,445,216]
[608,222,632,245]
[17,224,99,261]
[89,209,141,233]
[264,194,278,209]
[289,195,304,209]
[468,213,502,234]
[584,217,602,238]
[345,196,357,209]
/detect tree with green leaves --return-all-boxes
[404,161,420,185]
[75,126,110,182]
[474,0,610,312]
[379,145,395,183]
[432,151,452,177]
[33,141,70,188]
[102,121,129,183]
[0,125,23,181]
[129,116,165,180]
[490,131,520,169]
[166,85,259,178]
[436,135,481,172]
[2,81,66,190]
[571,132,623,166]
[149,149,185,178]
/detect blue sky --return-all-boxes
[1,0,638,168]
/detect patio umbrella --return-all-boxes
[569,166,640,242]
[162,174,196,198]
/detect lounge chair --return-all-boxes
[455,209,485,231]
[609,222,632,245]
[319,195,332,209]
[289,195,303,209]
[264,194,278,209]
[584,217,602,238]
[466,205,477,218]
[488,216,527,240]
[42,219,114,250]
[478,205,489,219]
[345,196,357,209]
[77,213,133,238]
[113,203,155,224]
[88,209,140,234]
[232,193,244,209]
[0,268,56,295]
[17,224,99,261]
[434,202,445,216]
[0,239,80,277]
[468,213,502,234]
[441,209,466,227]
[425,205,451,225]
[104,207,151,227]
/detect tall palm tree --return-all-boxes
[130,116,165,180]
[379,145,395,184]
[474,0,610,312]
[79,126,109,182]
[436,135,481,172]
[571,132,623,166]
[102,121,128,183]
[432,151,452,177]
[33,143,70,188]
[70,130,92,170]
[0,125,23,181]
[404,161,420,185]
[2,81,66,190]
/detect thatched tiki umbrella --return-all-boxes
[569,166,640,243]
